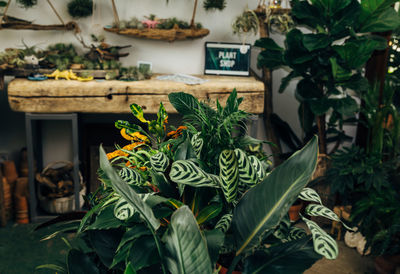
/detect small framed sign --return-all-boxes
[204,42,251,76]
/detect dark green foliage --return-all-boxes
[0,1,7,7]
[255,0,400,141]
[351,188,400,255]
[203,0,226,11]
[328,145,390,204]
[16,0,37,8]
[68,0,93,18]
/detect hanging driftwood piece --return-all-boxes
[0,0,80,32]
[104,25,209,42]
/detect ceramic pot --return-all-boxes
[289,201,303,222]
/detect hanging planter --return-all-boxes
[105,0,210,42]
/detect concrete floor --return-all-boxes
[306,240,375,274]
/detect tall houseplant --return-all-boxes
[256,0,400,159]
[38,91,349,273]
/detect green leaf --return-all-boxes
[170,160,220,188]
[340,74,369,91]
[359,0,400,32]
[215,213,233,233]
[303,34,332,52]
[196,203,222,225]
[119,167,143,186]
[224,88,242,116]
[115,120,147,136]
[291,1,324,28]
[257,48,285,69]
[99,145,160,231]
[128,235,160,271]
[36,264,66,273]
[219,149,239,203]
[248,155,266,181]
[299,188,322,204]
[254,38,284,51]
[164,206,213,274]
[329,57,352,82]
[191,132,204,159]
[88,229,122,268]
[305,204,353,230]
[157,102,168,125]
[295,78,321,102]
[309,98,332,116]
[114,198,136,221]
[204,229,225,266]
[174,136,197,161]
[168,92,200,116]
[235,148,258,188]
[116,224,152,253]
[331,96,359,116]
[301,216,339,259]
[124,263,137,274]
[67,249,100,274]
[243,236,321,274]
[150,152,170,172]
[232,136,318,255]
[311,0,352,15]
[130,103,150,124]
[333,36,387,69]
[87,205,123,230]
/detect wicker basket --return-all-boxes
[37,161,85,214]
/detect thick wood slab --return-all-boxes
[8,75,264,114]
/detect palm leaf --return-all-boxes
[232,136,318,255]
[164,206,213,274]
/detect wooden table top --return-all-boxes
[7,75,265,114]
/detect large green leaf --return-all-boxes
[243,236,321,274]
[309,98,332,116]
[164,206,213,274]
[67,249,99,274]
[87,205,123,230]
[99,145,160,231]
[219,149,239,203]
[150,152,170,172]
[168,92,200,116]
[291,1,325,28]
[331,96,359,116]
[311,0,352,15]
[196,202,222,225]
[232,136,318,255]
[204,229,225,266]
[303,33,332,52]
[359,0,400,32]
[128,235,160,271]
[170,160,220,188]
[254,38,284,51]
[88,229,123,268]
[257,48,285,69]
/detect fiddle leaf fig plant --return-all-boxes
[256,0,400,154]
[38,90,348,273]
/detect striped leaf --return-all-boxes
[288,226,307,241]
[232,137,318,255]
[119,168,142,185]
[234,149,258,187]
[305,204,353,230]
[191,133,204,159]
[219,150,239,203]
[215,213,233,233]
[248,155,266,180]
[299,188,322,204]
[99,145,160,230]
[150,152,169,172]
[170,160,219,188]
[114,198,135,220]
[164,206,213,274]
[301,216,338,260]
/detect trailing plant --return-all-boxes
[16,0,37,8]
[38,91,348,273]
[232,9,259,37]
[255,0,400,156]
[203,0,226,11]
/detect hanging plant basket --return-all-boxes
[104,24,209,42]
[0,20,79,31]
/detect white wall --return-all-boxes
[0,0,304,165]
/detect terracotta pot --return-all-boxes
[289,202,303,222]
[15,195,29,224]
[2,177,13,220]
[217,263,241,274]
[2,160,18,184]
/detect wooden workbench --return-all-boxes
[7,75,264,114]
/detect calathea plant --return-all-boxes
[38,90,350,273]
[256,0,400,156]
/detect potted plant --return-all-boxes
[38,90,349,273]
[255,0,400,164]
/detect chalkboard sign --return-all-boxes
[204,42,251,76]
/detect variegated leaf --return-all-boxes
[119,167,142,186]
[288,226,307,241]
[114,198,136,220]
[305,204,353,230]
[234,149,258,187]
[130,103,150,124]
[150,152,169,172]
[219,150,239,203]
[191,132,204,159]
[248,155,266,181]
[299,188,322,204]
[170,160,219,188]
[301,216,338,260]
[215,213,233,233]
